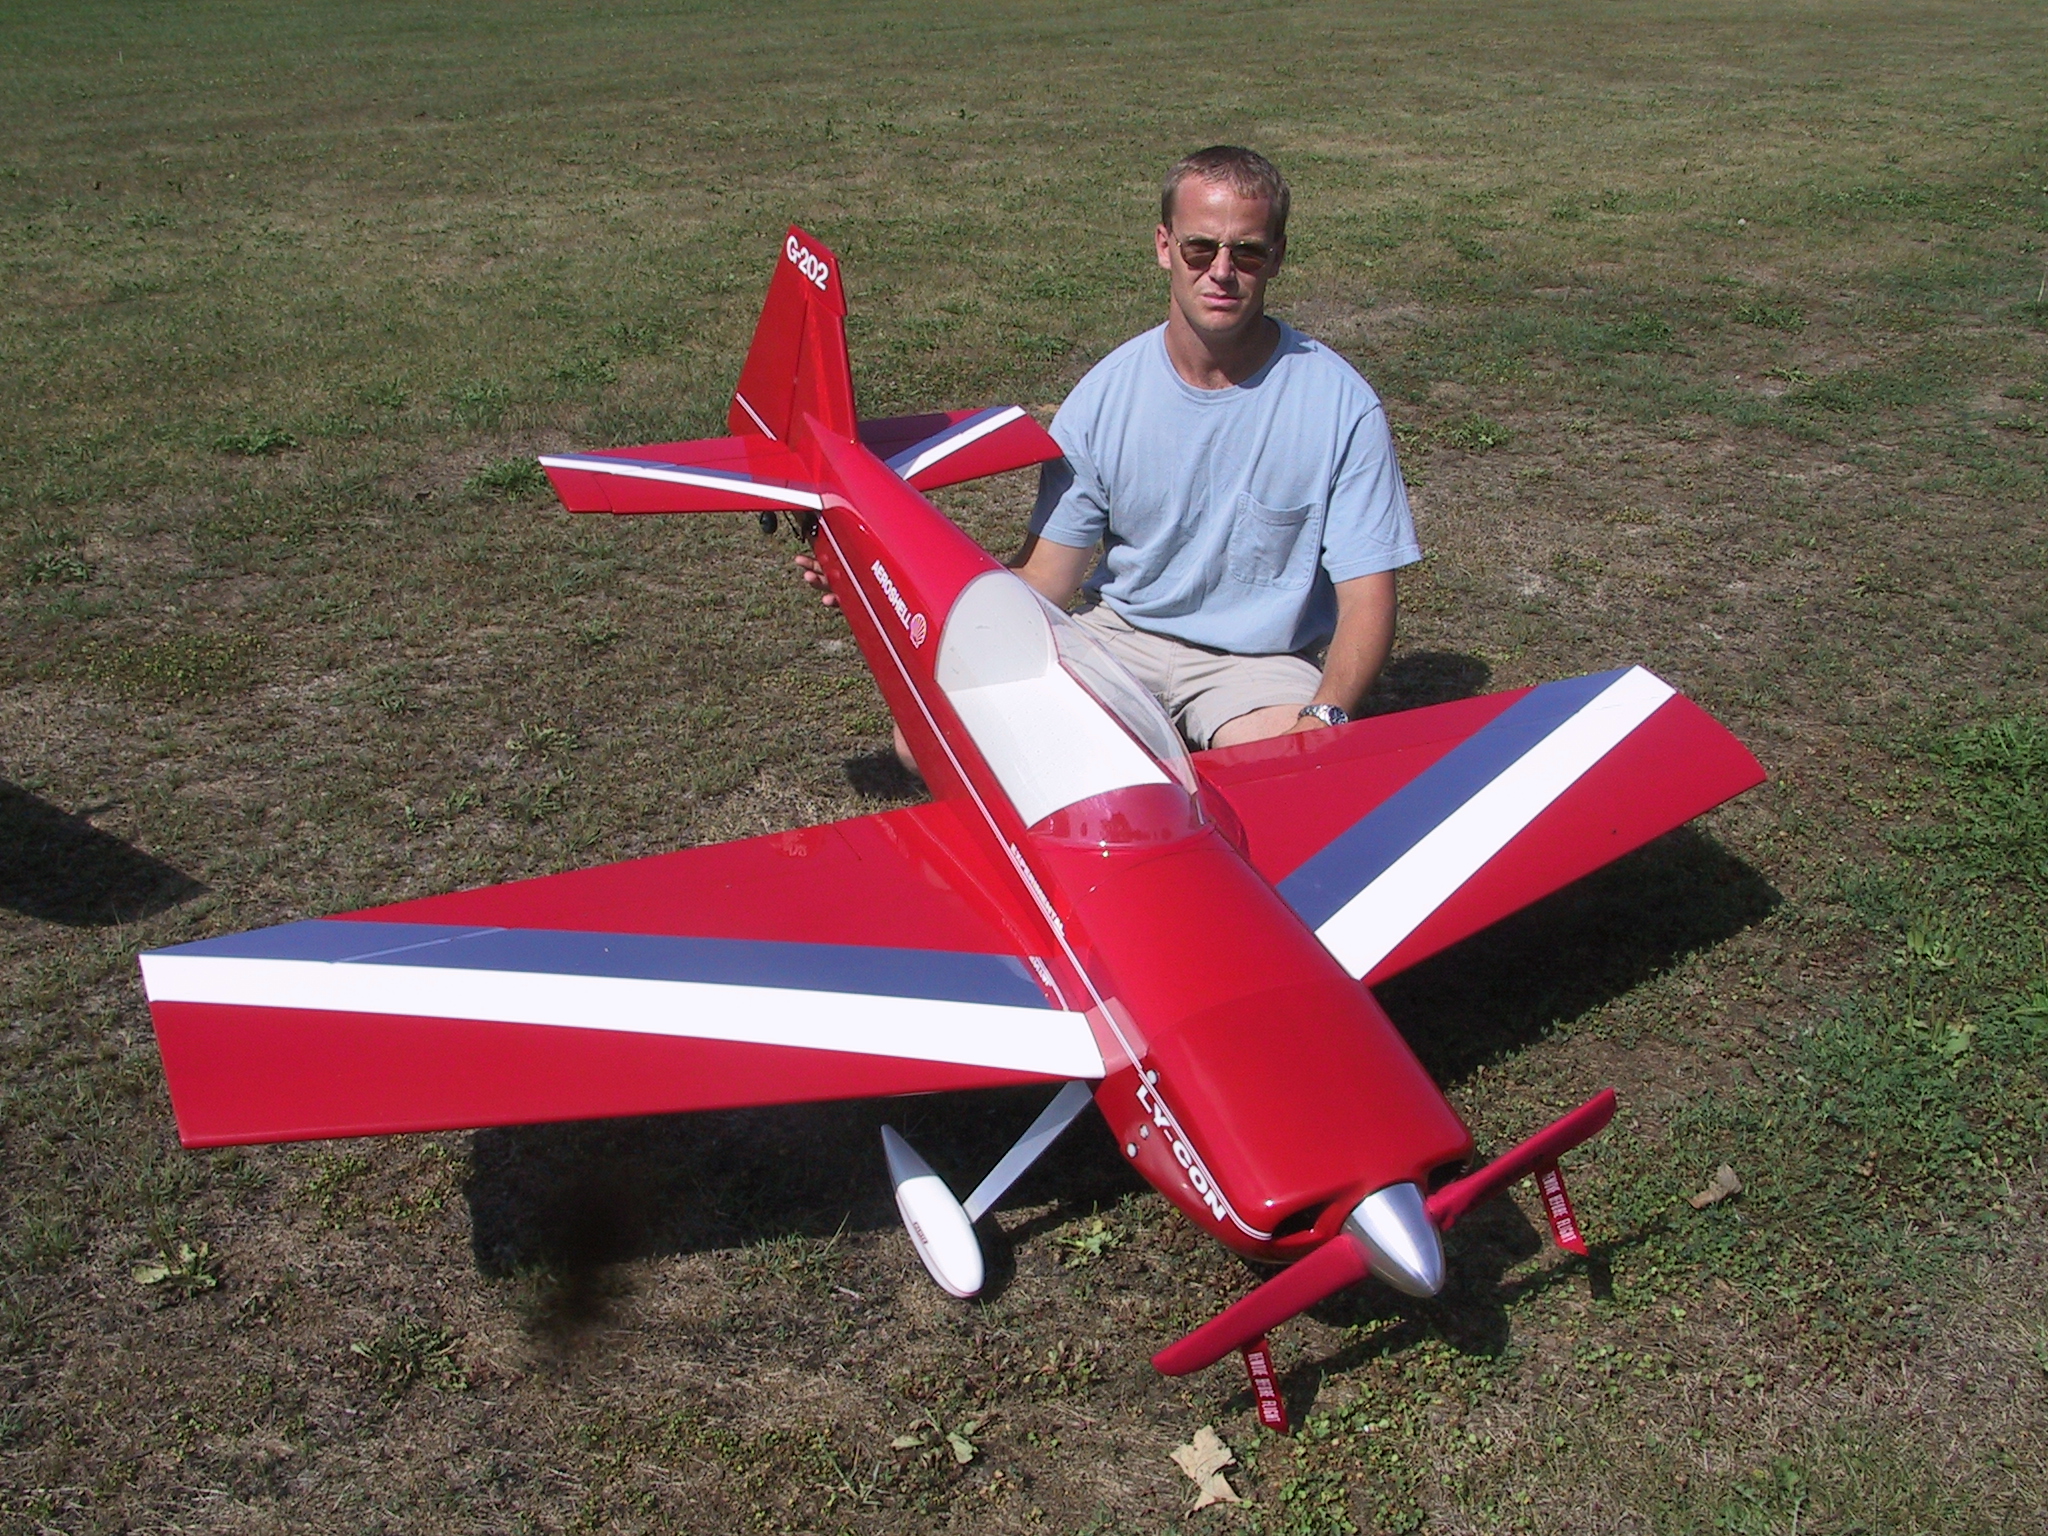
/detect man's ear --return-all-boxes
[1155,223,1175,271]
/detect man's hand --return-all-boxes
[794,551,840,610]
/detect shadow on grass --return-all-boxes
[0,780,205,925]
[1360,649,1493,715]
[842,746,925,801]
[466,1084,1143,1282]
[464,819,1776,1313]
[1376,825,1780,1085]
[1244,1209,1678,1423]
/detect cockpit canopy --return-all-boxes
[935,571,1204,847]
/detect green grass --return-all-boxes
[2,0,2045,1531]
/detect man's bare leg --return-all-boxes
[1208,703,1306,749]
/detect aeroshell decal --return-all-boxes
[870,559,928,647]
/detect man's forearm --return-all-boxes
[1312,571,1397,716]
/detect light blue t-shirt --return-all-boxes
[1029,321,1419,655]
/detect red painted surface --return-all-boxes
[1196,688,1528,882]
[1424,1089,1617,1231]
[1152,1229,1372,1375]
[1363,694,1765,984]
[1062,828,1471,1254]
[154,1001,1059,1148]
[347,803,1033,958]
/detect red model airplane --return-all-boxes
[138,228,1764,1380]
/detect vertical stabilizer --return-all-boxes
[728,226,858,445]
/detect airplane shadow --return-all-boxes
[0,780,206,926]
[465,1083,1144,1282]
[1233,1210,1675,1425]
[463,824,1775,1296]
[1373,824,1780,1085]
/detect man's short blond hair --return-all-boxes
[1160,146,1291,243]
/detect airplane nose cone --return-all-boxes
[1342,1182,1445,1298]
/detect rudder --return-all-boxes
[729,227,858,446]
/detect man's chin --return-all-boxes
[1190,308,1260,341]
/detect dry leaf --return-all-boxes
[1688,1164,1743,1209]
[1170,1424,1242,1509]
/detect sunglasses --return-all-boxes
[1175,236,1277,274]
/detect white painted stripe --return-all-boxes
[141,955,1106,1080]
[1315,666,1676,978]
[538,456,825,511]
[732,390,778,440]
[896,406,1025,483]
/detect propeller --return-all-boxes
[1153,1090,1617,1376]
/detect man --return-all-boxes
[1015,145,1417,749]
[802,145,1416,756]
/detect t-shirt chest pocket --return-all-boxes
[1224,493,1320,589]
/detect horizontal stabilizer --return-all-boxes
[540,434,823,515]
[860,407,1063,492]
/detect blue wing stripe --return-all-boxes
[1278,668,1634,929]
[152,919,1052,1010]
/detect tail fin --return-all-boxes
[728,227,858,445]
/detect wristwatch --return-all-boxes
[1298,702,1349,728]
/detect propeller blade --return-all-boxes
[1424,1089,1617,1233]
[1153,1225,1371,1376]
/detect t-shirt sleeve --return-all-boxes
[1028,405,1109,550]
[1321,403,1421,582]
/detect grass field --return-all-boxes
[4,0,2046,1530]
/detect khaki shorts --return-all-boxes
[1071,603,1323,750]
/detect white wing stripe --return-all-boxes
[140,954,1105,1080]
[1314,666,1675,977]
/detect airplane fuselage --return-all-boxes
[798,420,1472,1260]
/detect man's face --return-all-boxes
[1155,176,1284,344]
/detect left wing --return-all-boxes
[1195,667,1766,985]
[140,804,1102,1147]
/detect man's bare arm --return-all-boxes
[1009,532,1097,607]
[798,533,1094,612]
[1292,569,1396,729]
